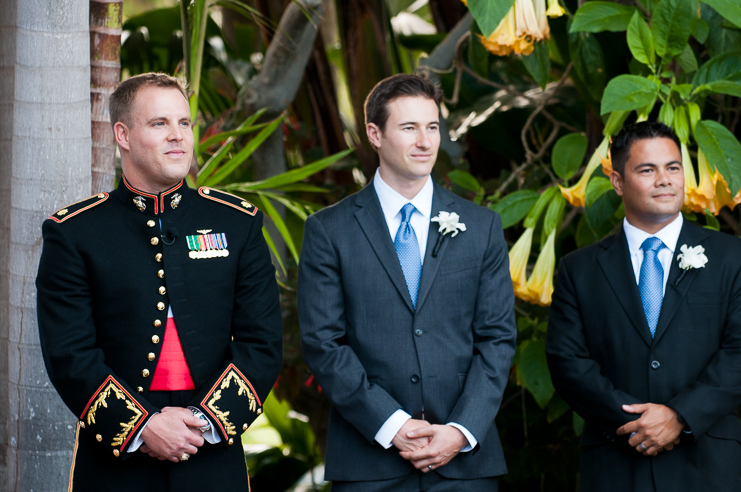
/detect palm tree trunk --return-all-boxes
[90,0,123,193]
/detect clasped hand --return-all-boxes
[140,407,206,462]
[392,419,467,472]
[616,403,684,456]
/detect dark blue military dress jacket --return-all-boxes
[36,176,283,491]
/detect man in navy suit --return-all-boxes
[547,122,741,491]
[298,74,516,491]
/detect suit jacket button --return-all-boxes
[137,386,144,394]
[410,375,420,383]
[651,360,660,370]
[147,220,156,228]
[415,329,422,336]
[151,237,159,246]
[154,319,162,328]
[157,269,165,278]
[113,449,120,457]
[148,352,156,361]
[96,434,102,442]
[152,335,160,344]
[155,253,163,262]
[142,369,150,377]
[157,302,165,311]
[159,286,166,295]
[228,438,234,445]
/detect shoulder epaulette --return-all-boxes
[198,187,258,216]
[49,193,109,223]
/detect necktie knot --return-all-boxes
[641,236,664,254]
[400,203,416,224]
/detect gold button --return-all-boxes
[80,421,85,428]
[228,438,234,445]
[157,302,165,311]
[152,335,160,344]
[98,193,105,199]
[243,423,248,431]
[155,253,163,262]
[157,270,165,278]
[137,386,144,394]
[147,220,155,228]
[113,449,120,457]
[147,352,156,361]
[151,237,159,246]
[203,189,210,195]
[256,408,262,415]
[96,434,102,442]
[153,319,162,328]
[142,369,150,377]
[159,286,166,295]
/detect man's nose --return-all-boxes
[416,130,431,149]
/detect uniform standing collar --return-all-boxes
[114,174,188,216]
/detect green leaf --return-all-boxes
[673,84,693,100]
[570,2,637,33]
[603,110,631,137]
[468,21,489,78]
[677,44,698,73]
[542,192,566,241]
[569,30,607,101]
[585,177,614,207]
[702,0,741,28]
[575,214,601,247]
[517,340,555,409]
[694,120,741,196]
[198,109,268,152]
[651,0,693,59]
[490,190,540,229]
[448,170,481,192]
[702,4,741,58]
[627,11,655,68]
[552,133,588,180]
[693,50,741,86]
[704,209,721,230]
[585,189,621,232]
[600,74,659,115]
[259,196,299,264]
[397,33,447,52]
[522,42,551,90]
[693,80,741,98]
[690,15,709,43]
[547,393,571,423]
[658,101,675,127]
[573,412,585,436]
[466,0,516,37]
[262,226,286,277]
[524,187,559,229]
[223,148,354,192]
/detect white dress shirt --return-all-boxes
[371,169,477,452]
[623,214,683,294]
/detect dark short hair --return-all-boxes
[364,74,443,132]
[610,121,681,175]
[109,72,188,128]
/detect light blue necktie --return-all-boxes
[639,237,665,338]
[395,203,422,309]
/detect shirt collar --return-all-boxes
[114,174,187,216]
[373,167,433,221]
[623,213,683,256]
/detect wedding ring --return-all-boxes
[180,452,190,462]
[638,443,647,452]
[428,465,433,471]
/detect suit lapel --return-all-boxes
[415,185,455,313]
[597,228,653,347]
[652,222,709,344]
[354,184,415,312]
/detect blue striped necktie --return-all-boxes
[639,237,665,338]
[394,203,422,308]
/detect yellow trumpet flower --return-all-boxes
[523,229,556,306]
[560,136,610,208]
[477,8,520,57]
[686,150,716,213]
[681,143,699,211]
[509,227,535,294]
[546,0,565,17]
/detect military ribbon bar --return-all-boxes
[186,232,230,259]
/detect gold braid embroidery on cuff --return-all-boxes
[206,370,257,436]
[85,380,144,448]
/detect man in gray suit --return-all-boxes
[298,74,516,491]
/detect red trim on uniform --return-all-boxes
[122,175,160,214]
[80,376,114,419]
[200,363,261,437]
[49,193,108,223]
[198,187,258,216]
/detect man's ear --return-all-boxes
[367,123,382,149]
[610,170,624,197]
[114,122,130,151]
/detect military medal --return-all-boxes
[186,231,229,259]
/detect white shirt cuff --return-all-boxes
[374,409,411,449]
[128,412,159,453]
[188,406,221,444]
[447,422,477,452]
[127,410,222,453]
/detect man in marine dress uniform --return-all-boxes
[36,73,283,491]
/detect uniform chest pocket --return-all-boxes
[440,256,480,276]
[687,291,725,305]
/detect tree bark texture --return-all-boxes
[0,0,92,490]
[337,0,393,179]
[90,0,122,194]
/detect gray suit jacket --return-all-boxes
[298,181,516,481]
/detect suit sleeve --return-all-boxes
[189,211,283,445]
[445,212,517,444]
[667,259,741,438]
[298,214,403,443]
[546,258,644,435]
[36,219,158,460]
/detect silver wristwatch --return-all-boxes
[189,407,212,433]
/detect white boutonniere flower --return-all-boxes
[677,244,708,270]
[431,211,466,237]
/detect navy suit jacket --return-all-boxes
[547,222,741,491]
[298,181,516,481]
